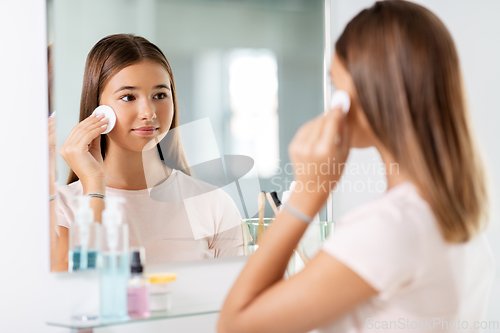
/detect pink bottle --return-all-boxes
[127,248,150,319]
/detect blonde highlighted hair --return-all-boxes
[336,1,488,242]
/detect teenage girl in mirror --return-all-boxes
[218,2,494,332]
[52,34,245,271]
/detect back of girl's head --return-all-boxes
[67,34,190,184]
[336,0,488,242]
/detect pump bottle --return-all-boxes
[127,247,150,318]
[69,196,100,271]
[99,196,129,320]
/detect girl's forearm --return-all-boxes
[220,192,326,320]
[82,178,106,224]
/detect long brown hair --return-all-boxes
[67,34,191,184]
[336,1,488,242]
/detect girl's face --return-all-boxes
[330,53,378,149]
[100,60,174,152]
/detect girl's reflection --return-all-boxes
[52,34,246,271]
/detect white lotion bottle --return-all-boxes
[69,196,101,272]
[99,196,129,320]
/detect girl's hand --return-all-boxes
[59,114,108,183]
[287,107,350,214]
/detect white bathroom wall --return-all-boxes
[330,0,500,327]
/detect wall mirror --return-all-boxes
[48,0,327,272]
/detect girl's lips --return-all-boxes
[132,128,158,136]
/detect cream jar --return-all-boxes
[145,273,177,312]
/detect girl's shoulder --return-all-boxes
[339,181,433,228]
[322,182,434,299]
[330,181,438,261]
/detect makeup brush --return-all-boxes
[257,191,266,244]
[266,192,280,216]
[269,191,281,209]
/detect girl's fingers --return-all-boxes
[86,117,109,131]
[64,115,97,143]
[289,109,347,164]
[299,115,323,149]
[321,108,343,147]
[61,115,107,158]
[72,117,108,146]
[77,123,108,148]
[88,133,101,154]
[70,114,106,141]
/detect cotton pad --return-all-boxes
[91,105,116,134]
[330,90,351,115]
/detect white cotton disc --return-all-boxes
[330,90,351,115]
[91,105,116,134]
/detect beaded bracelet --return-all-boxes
[86,193,105,199]
[282,203,314,224]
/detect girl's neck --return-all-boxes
[103,141,171,191]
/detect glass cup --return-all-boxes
[241,218,274,255]
[242,218,335,276]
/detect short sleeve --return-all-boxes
[321,208,421,300]
[54,183,82,236]
[54,189,72,236]
[55,203,70,233]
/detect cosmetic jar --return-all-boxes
[146,273,177,312]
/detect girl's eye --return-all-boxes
[154,93,167,100]
[120,94,135,102]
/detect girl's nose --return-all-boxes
[139,101,156,120]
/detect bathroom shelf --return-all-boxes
[47,302,220,332]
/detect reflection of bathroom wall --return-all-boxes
[52,0,324,218]
[155,0,324,217]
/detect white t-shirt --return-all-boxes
[320,182,495,333]
[57,169,249,264]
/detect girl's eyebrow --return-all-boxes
[114,84,170,94]
[153,84,170,91]
[114,86,137,93]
